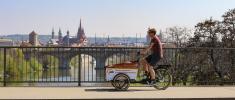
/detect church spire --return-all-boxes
[52,28,55,39]
[79,18,82,29]
[107,35,110,44]
[76,18,87,45]
[67,30,70,36]
[58,28,62,44]
[66,30,70,46]
[58,28,62,38]
[77,18,83,39]
[159,29,163,40]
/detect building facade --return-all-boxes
[48,19,87,46]
[29,31,40,46]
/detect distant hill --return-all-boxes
[0,34,147,44]
[0,34,51,44]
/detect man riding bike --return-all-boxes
[140,28,163,85]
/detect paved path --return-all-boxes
[0,87,235,99]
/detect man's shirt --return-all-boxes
[150,36,162,56]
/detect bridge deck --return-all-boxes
[0,87,235,99]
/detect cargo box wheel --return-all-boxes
[112,73,130,91]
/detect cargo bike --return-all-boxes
[105,52,172,91]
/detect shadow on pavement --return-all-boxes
[85,88,158,92]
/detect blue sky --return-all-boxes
[0,0,235,37]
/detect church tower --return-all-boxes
[77,19,86,42]
[58,28,63,44]
[29,31,39,46]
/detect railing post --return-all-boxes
[3,48,6,87]
[174,48,177,85]
[78,53,81,86]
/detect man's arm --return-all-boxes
[141,43,154,54]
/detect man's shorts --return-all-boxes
[145,53,161,67]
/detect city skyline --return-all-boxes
[1,0,235,37]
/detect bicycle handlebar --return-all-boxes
[136,51,146,62]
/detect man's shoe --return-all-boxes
[150,80,156,85]
[141,78,149,84]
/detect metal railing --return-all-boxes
[0,46,235,87]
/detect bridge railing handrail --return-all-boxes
[0,46,235,50]
[0,46,235,87]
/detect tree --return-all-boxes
[221,8,235,80]
[165,26,192,47]
[221,8,235,48]
[187,17,231,84]
[163,27,193,85]
[190,17,222,47]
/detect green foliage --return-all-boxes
[0,49,43,83]
[44,55,59,68]
[27,57,43,81]
[70,55,81,68]
[0,50,3,81]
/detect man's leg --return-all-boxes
[142,54,152,73]
[148,66,156,80]
[141,59,149,73]
[148,55,161,84]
